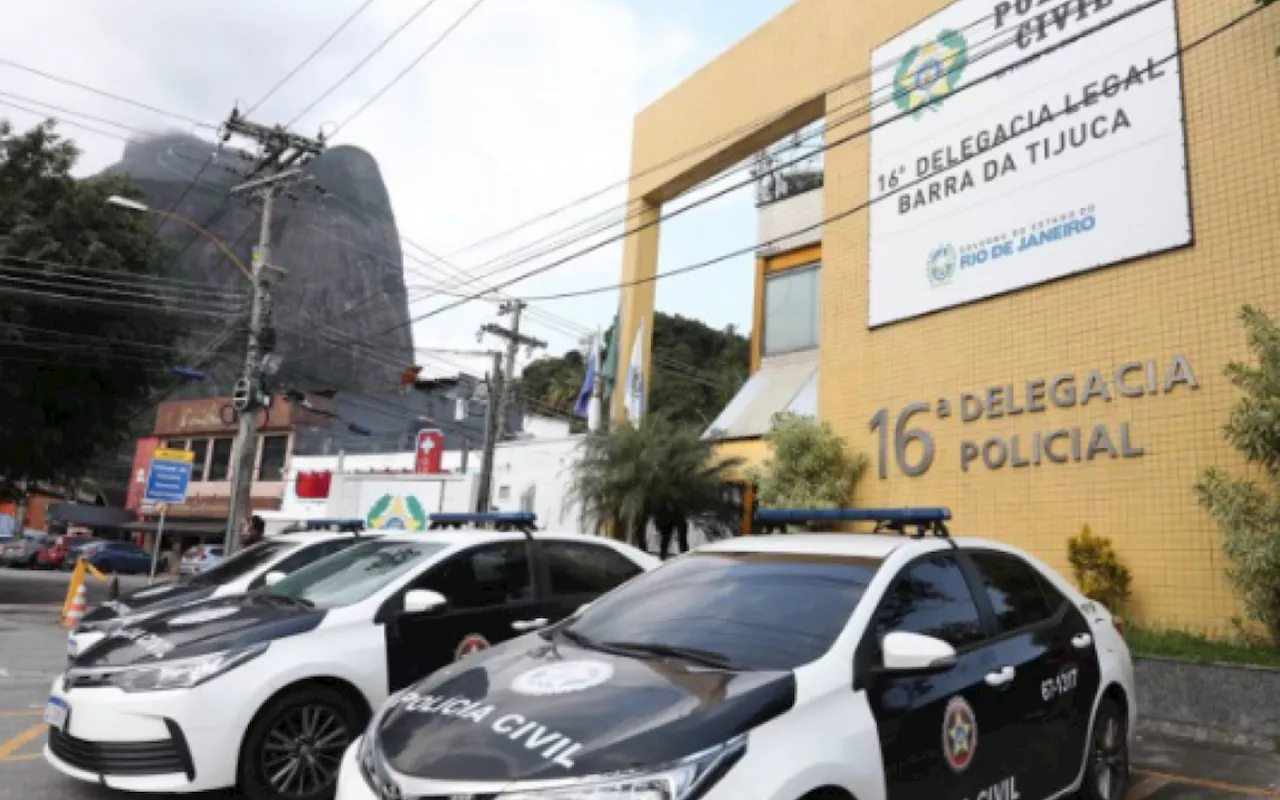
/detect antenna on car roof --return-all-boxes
[752,507,953,542]
[427,512,537,540]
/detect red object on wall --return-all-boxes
[126,437,161,512]
[295,471,333,500]
[415,429,444,474]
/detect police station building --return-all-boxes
[609,0,1280,632]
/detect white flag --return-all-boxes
[624,318,646,423]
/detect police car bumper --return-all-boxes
[333,736,761,800]
[42,674,240,793]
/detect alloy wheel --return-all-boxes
[260,703,351,798]
[1091,712,1128,800]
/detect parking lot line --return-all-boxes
[0,710,40,718]
[0,722,46,762]
[1127,775,1172,800]
[1136,769,1280,799]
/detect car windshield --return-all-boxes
[265,539,447,609]
[187,540,294,586]
[565,551,883,671]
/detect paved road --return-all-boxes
[0,568,158,606]
[2,609,1278,800]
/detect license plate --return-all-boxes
[44,697,68,731]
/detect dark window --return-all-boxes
[207,438,234,481]
[249,538,359,589]
[165,439,186,450]
[190,439,209,482]
[258,435,289,482]
[967,551,1056,633]
[568,552,881,671]
[873,554,985,649]
[419,542,534,610]
[542,541,643,595]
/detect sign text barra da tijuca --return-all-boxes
[870,354,1198,477]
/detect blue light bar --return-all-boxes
[753,507,952,525]
[302,518,366,530]
[429,512,538,527]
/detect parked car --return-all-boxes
[334,507,1136,800]
[36,536,98,570]
[67,520,376,659]
[46,513,661,800]
[1,531,49,569]
[180,544,225,576]
[82,540,154,575]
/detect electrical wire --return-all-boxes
[247,0,381,115]
[0,56,214,129]
[286,0,446,127]
[0,271,245,310]
[0,282,240,318]
[333,0,490,133]
[369,0,1205,330]
[0,256,250,297]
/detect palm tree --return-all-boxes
[565,414,745,557]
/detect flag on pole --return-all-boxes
[600,309,621,403]
[624,318,646,423]
[574,333,599,419]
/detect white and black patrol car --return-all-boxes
[43,513,660,800]
[338,507,1135,800]
[68,519,370,659]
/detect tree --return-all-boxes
[1195,305,1280,642]
[749,413,870,517]
[0,120,189,503]
[565,414,744,557]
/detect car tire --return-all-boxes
[1078,696,1130,800]
[238,684,364,800]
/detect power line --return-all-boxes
[0,99,139,144]
[247,0,381,115]
[0,56,214,129]
[365,0,1244,329]
[0,90,154,136]
[287,0,446,127]
[0,256,250,296]
[0,282,239,318]
[333,0,490,133]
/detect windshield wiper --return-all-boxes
[597,640,735,669]
[263,594,315,609]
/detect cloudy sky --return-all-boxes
[0,0,793,378]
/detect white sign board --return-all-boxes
[867,0,1190,327]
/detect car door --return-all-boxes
[533,539,647,622]
[378,539,541,691]
[961,548,1103,798]
[855,552,1015,800]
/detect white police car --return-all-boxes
[68,519,370,659]
[44,513,660,800]
[338,508,1135,800]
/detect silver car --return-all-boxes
[1,531,48,569]
[179,544,224,575]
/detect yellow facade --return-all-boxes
[611,0,1280,633]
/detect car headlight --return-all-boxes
[496,735,747,800]
[66,644,267,693]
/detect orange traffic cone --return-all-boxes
[63,583,87,629]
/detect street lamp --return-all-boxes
[105,195,252,280]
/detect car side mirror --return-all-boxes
[403,589,447,615]
[881,631,957,673]
[264,571,287,587]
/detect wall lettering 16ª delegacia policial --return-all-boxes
[870,355,1199,479]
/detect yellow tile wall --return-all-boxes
[616,0,1280,634]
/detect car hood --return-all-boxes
[78,581,217,628]
[70,593,324,668]
[375,635,796,782]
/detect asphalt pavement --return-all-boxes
[2,608,1278,800]
[0,567,158,607]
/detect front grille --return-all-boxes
[48,728,188,777]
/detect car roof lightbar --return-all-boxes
[428,512,537,538]
[294,518,366,534]
[753,507,952,539]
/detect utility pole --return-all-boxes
[474,351,504,513]
[481,300,546,440]
[219,108,325,553]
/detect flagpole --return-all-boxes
[588,328,603,433]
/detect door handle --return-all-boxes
[512,618,548,632]
[1072,633,1093,650]
[984,666,1016,688]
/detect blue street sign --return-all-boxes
[144,448,195,505]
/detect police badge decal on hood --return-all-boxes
[375,638,796,782]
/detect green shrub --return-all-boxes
[1066,524,1133,614]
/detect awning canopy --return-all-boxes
[703,350,819,441]
[46,503,137,527]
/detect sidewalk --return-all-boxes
[1133,732,1280,799]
